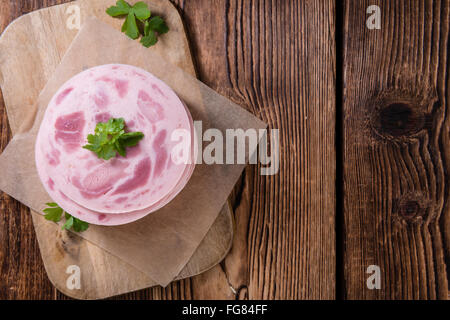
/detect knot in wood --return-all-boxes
[376,103,425,138]
[399,200,420,219]
[394,193,431,224]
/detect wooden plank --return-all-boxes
[0,0,336,299]
[178,0,336,299]
[343,0,449,299]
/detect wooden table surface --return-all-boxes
[0,0,448,300]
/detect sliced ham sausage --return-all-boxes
[35,64,196,225]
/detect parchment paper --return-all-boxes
[0,18,267,286]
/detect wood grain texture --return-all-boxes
[343,0,449,299]
[145,0,337,300]
[0,0,336,299]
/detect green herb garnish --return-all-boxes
[106,0,169,47]
[141,16,169,47]
[83,118,144,160]
[44,203,89,232]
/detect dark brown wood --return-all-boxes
[0,0,336,299]
[343,0,449,299]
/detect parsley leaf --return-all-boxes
[121,15,129,32]
[46,202,59,207]
[63,214,74,230]
[106,0,131,16]
[132,1,151,21]
[43,205,63,222]
[125,11,140,39]
[107,1,151,40]
[141,30,157,47]
[98,144,117,160]
[83,118,144,160]
[148,16,169,34]
[72,218,90,233]
[43,203,89,233]
[141,20,158,47]
[119,131,145,147]
[106,1,168,48]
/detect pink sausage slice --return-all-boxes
[36,115,196,226]
[35,64,196,223]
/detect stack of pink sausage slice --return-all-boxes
[35,64,196,226]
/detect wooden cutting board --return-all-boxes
[0,0,233,299]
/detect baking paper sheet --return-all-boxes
[0,18,267,286]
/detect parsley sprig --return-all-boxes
[106,0,169,47]
[141,16,169,47]
[44,203,89,232]
[83,118,144,160]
